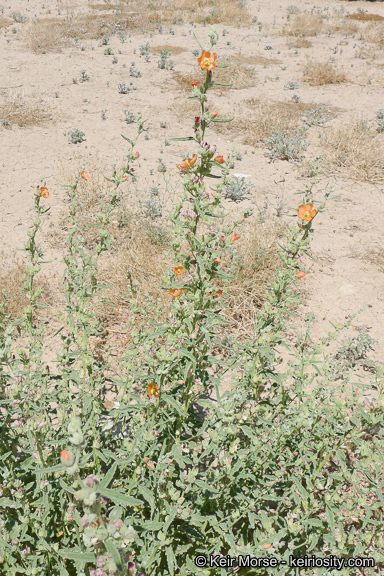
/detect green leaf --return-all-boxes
[169,136,196,141]
[212,82,233,87]
[326,505,335,536]
[195,480,219,493]
[138,485,155,515]
[105,540,123,573]
[58,549,97,562]
[0,498,22,509]
[35,464,65,476]
[141,520,164,531]
[163,506,178,535]
[179,347,196,363]
[211,117,234,122]
[98,487,142,507]
[166,546,175,576]
[121,134,133,145]
[99,462,118,489]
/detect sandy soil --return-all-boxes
[1,0,383,380]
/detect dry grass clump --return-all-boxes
[0,89,52,127]
[283,13,324,38]
[0,16,12,28]
[52,160,284,351]
[319,119,384,183]
[210,98,316,146]
[23,19,68,53]
[347,13,384,23]
[173,56,258,91]
[327,15,359,35]
[220,220,284,338]
[150,45,188,55]
[302,60,346,86]
[232,52,281,67]
[0,254,53,321]
[287,36,313,48]
[89,0,249,26]
[356,45,383,60]
[360,22,384,46]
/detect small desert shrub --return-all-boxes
[67,128,85,144]
[224,176,254,202]
[302,106,333,126]
[123,110,138,124]
[303,59,346,86]
[265,126,309,161]
[319,119,384,182]
[157,49,174,70]
[118,82,131,94]
[376,109,384,132]
[10,10,28,23]
[79,69,90,83]
[329,330,378,380]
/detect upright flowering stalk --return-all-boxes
[129,27,253,432]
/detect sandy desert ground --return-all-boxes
[1,0,384,384]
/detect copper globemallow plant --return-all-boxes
[2,22,381,576]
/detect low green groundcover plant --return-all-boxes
[1,27,383,576]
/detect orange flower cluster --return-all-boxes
[169,288,185,298]
[144,457,154,470]
[146,382,160,398]
[298,203,317,222]
[197,51,217,71]
[177,154,197,170]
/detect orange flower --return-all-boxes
[60,450,70,461]
[241,218,245,222]
[144,457,154,470]
[197,51,217,71]
[216,290,223,298]
[211,112,218,118]
[176,154,197,170]
[39,187,49,198]
[215,156,225,164]
[297,203,317,222]
[230,233,240,242]
[80,170,89,181]
[191,80,199,87]
[169,288,185,298]
[263,544,272,550]
[216,257,221,263]
[146,382,160,398]
[174,265,184,275]
[296,271,305,279]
